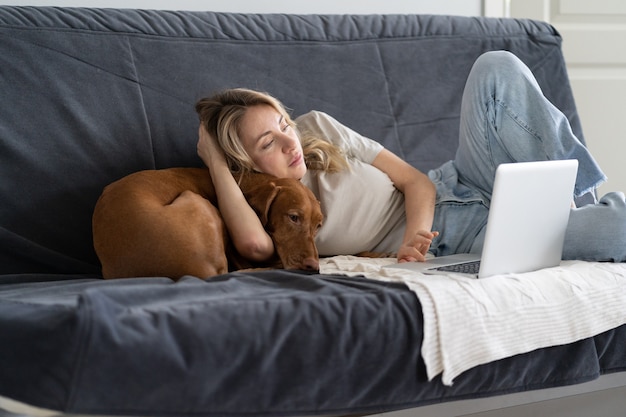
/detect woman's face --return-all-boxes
[239,104,307,180]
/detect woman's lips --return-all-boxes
[289,153,303,167]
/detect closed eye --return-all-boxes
[261,139,274,150]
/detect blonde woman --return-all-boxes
[196,88,437,264]
[196,51,625,265]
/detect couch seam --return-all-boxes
[373,41,402,159]
[124,35,157,169]
[64,292,95,412]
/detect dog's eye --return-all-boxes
[288,214,300,224]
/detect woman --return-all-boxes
[196,51,626,265]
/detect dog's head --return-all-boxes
[243,174,323,272]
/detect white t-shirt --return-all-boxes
[296,111,406,256]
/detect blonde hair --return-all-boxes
[195,88,348,176]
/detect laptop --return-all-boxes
[385,159,578,278]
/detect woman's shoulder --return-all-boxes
[296,110,383,163]
[295,110,338,134]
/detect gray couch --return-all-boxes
[1,6,624,417]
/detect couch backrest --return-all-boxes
[0,7,583,275]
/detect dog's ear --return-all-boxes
[245,182,281,227]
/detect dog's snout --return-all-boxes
[302,257,319,272]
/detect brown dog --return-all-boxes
[92,167,323,280]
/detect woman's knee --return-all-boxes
[470,51,526,81]
[465,50,541,111]
[475,50,519,67]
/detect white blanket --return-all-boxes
[319,256,626,386]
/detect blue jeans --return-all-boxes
[429,51,626,262]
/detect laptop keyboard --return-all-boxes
[434,260,481,274]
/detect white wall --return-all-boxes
[0,0,482,15]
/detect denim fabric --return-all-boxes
[428,51,625,260]
[428,161,489,256]
[564,192,626,262]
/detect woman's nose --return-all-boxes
[280,135,297,152]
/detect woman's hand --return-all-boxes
[371,149,438,264]
[197,124,226,169]
[397,230,439,263]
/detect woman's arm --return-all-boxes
[372,149,438,262]
[197,125,275,262]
